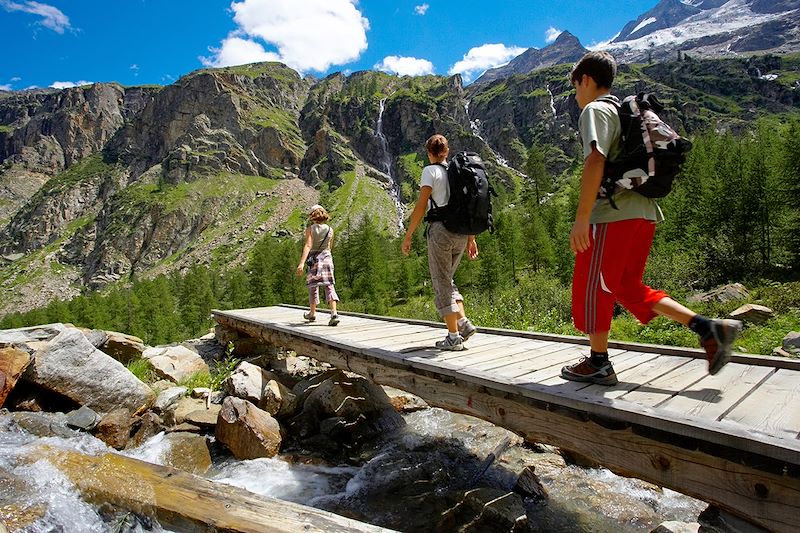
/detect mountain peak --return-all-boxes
[474,31,587,85]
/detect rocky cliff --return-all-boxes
[1,54,799,314]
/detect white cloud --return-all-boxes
[374,56,434,76]
[130,64,139,76]
[0,84,12,91]
[448,43,526,82]
[1,1,71,33]
[202,0,369,73]
[49,80,93,89]
[414,3,429,15]
[545,26,562,43]
[10,77,21,82]
[201,36,280,68]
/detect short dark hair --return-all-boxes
[425,134,449,158]
[570,51,617,89]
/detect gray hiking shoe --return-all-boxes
[561,357,618,386]
[328,314,340,326]
[459,319,477,341]
[303,312,315,322]
[435,334,464,351]
[702,319,743,375]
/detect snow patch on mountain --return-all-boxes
[604,0,795,51]
[632,17,658,34]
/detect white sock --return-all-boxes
[448,331,460,340]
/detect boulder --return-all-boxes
[0,347,31,408]
[65,405,101,431]
[728,304,774,324]
[162,432,212,475]
[153,387,188,413]
[271,355,331,386]
[128,412,165,448]
[223,361,296,417]
[513,465,548,501]
[688,283,749,304]
[101,331,145,364]
[163,397,207,426]
[95,408,134,450]
[383,386,429,413]
[22,327,155,414]
[0,323,65,345]
[183,404,222,427]
[782,332,800,355]
[215,396,282,460]
[142,345,208,383]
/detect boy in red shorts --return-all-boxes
[562,51,742,386]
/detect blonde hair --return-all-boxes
[425,134,449,158]
[308,205,330,223]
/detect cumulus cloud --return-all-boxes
[10,77,21,82]
[202,0,369,73]
[374,56,434,76]
[448,43,526,82]
[545,26,562,43]
[1,1,71,33]
[50,80,93,89]
[414,3,429,15]
[0,84,12,91]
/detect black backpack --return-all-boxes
[598,93,692,208]
[425,151,496,235]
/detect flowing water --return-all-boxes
[375,97,405,229]
[0,408,706,532]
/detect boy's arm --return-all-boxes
[570,144,605,254]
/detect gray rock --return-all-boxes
[782,332,800,355]
[23,327,155,414]
[154,387,188,413]
[0,323,65,344]
[688,283,749,304]
[728,304,774,324]
[65,405,100,431]
[215,396,281,460]
[142,345,209,383]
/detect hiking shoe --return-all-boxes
[561,357,618,386]
[435,334,464,351]
[328,314,340,326]
[459,319,477,341]
[702,319,743,375]
[303,312,315,322]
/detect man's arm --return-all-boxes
[570,144,605,254]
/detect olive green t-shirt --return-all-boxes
[579,96,664,224]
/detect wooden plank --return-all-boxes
[657,364,775,421]
[479,345,583,380]
[722,369,800,440]
[267,305,800,371]
[618,359,710,408]
[215,311,800,463]
[41,447,395,533]
[534,351,661,389]
[247,329,799,533]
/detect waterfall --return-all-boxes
[464,99,511,168]
[375,98,404,229]
[547,84,557,116]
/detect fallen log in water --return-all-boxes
[35,446,395,533]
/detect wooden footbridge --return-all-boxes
[213,305,800,533]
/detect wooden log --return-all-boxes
[38,446,395,533]
[229,321,800,533]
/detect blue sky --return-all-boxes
[0,0,658,90]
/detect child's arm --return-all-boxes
[401,186,433,256]
[570,144,605,254]
[467,235,479,260]
[296,228,314,276]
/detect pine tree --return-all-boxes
[525,143,552,204]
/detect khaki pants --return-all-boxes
[427,222,468,317]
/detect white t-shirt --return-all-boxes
[420,163,449,211]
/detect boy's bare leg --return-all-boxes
[589,331,609,353]
[652,297,695,325]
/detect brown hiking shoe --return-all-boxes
[702,319,743,375]
[561,357,618,386]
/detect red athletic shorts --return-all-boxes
[572,218,668,334]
